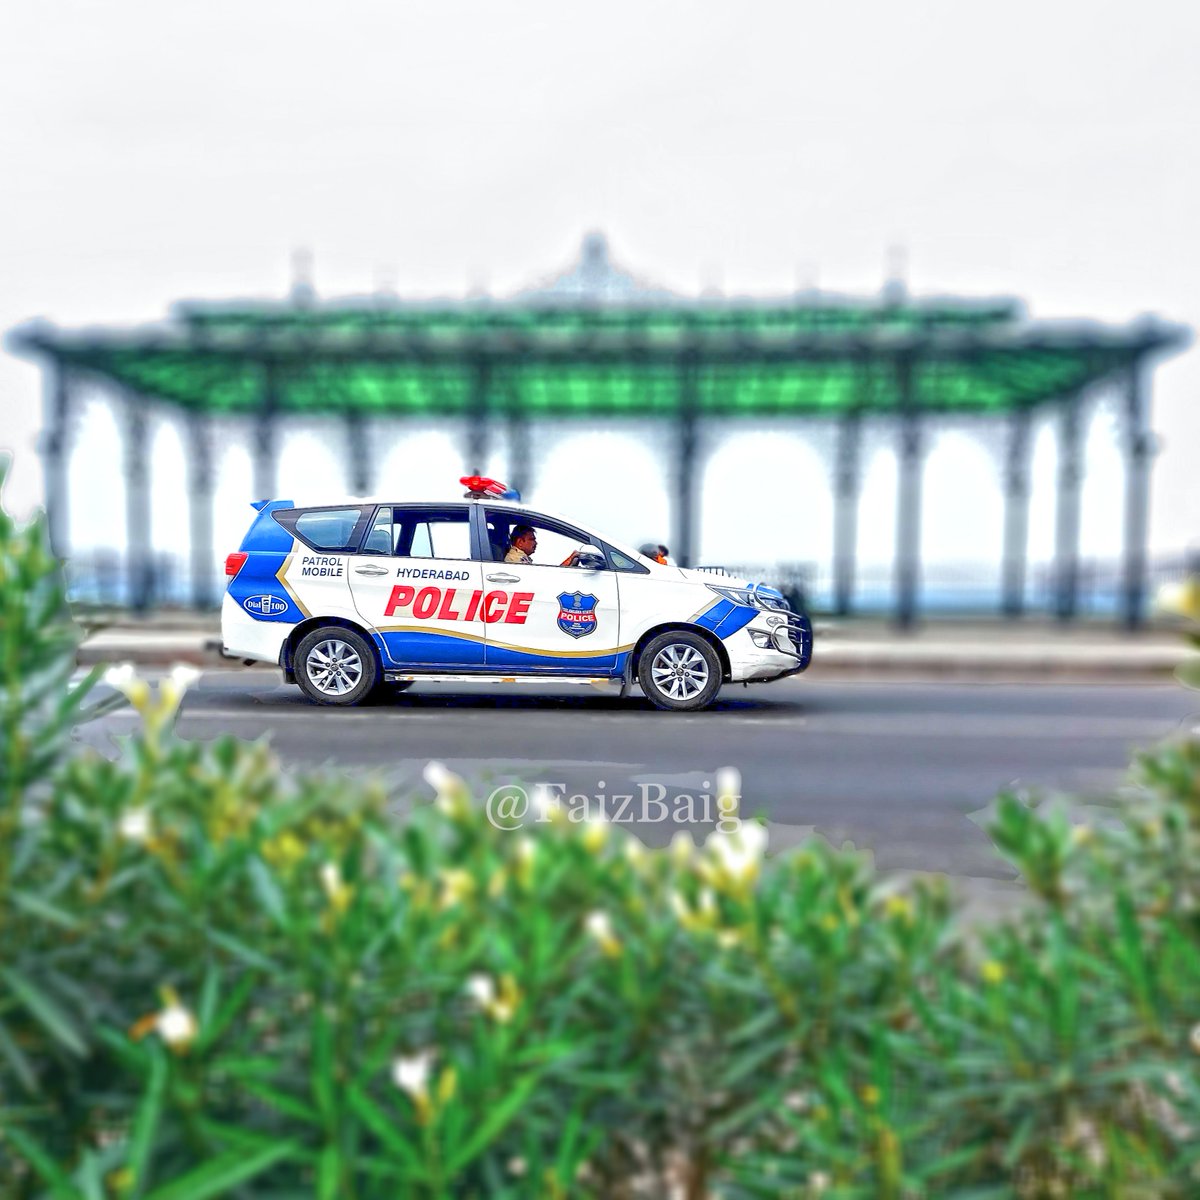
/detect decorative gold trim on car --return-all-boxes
[275,549,312,619]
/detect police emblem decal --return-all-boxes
[556,591,599,639]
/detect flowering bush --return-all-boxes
[3,473,1200,1198]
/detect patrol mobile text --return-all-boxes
[221,477,812,712]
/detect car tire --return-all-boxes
[294,626,379,707]
[637,630,723,712]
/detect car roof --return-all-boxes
[276,494,659,567]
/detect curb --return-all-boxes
[76,635,1185,681]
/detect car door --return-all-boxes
[480,508,623,675]
[348,504,486,669]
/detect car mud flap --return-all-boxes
[618,651,635,699]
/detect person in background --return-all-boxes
[639,543,670,566]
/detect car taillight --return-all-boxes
[225,552,248,577]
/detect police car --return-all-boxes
[221,477,812,712]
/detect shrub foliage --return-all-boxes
[2,477,1200,1198]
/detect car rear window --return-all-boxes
[273,506,368,553]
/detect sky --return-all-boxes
[1,0,1197,583]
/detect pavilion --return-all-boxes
[8,234,1188,625]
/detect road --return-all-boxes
[81,671,1199,882]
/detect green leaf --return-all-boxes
[346,1083,424,1173]
[0,966,87,1057]
[3,1123,81,1197]
[445,1072,542,1176]
[9,888,81,930]
[127,1044,170,1196]
[0,1016,38,1093]
[142,1141,296,1200]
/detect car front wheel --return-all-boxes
[295,627,378,706]
[637,631,723,712]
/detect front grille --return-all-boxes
[781,611,813,669]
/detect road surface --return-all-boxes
[81,671,1199,881]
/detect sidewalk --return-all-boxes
[75,612,1189,680]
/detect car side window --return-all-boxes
[276,506,369,553]
[390,506,473,560]
[484,510,604,569]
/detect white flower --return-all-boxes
[391,1049,436,1098]
[584,909,621,956]
[465,973,496,1008]
[716,765,741,807]
[154,1002,198,1048]
[668,830,695,864]
[703,821,769,889]
[155,662,201,723]
[168,664,201,691]
[103,662,151,712]
[808,1170,832,1195]
[423,761,469,816]
[531,783,565,824]
[464,972,520,1022]
[319,862,343,899]
[581,807,610,852]
[103,663,136,691]
[1190,1023,1200,1055]
[118,807,153,843]
[585,910,612,939]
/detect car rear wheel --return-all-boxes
[637,631,723,712]
[295,627,378,706]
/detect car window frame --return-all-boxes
[480,507,649,573]
[272,504,374,554]
[357,503,475,560]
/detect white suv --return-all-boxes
[221,485,811,712]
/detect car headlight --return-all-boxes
[705,583,791,611]
[706,583,761,608]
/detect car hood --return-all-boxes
[675,565,753,589]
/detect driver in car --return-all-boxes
[504,524,536,564]
[505,523,585,567]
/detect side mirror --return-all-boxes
[575,544,606,570]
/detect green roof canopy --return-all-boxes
[10,279,1186,420]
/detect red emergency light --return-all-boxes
[460,476,520,500]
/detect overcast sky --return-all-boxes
[1,0,1197,571]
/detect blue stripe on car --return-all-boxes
[228,550,306,623]
[376,631,625,676]
[695,598,757,639]
[711,606,757,639]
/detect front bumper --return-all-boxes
[725,611,813,682]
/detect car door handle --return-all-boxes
[354,564,390,576]
[486,573,520,584]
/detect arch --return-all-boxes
[922,430,1004,609]
[1079,400,1123,562]
[375,428,474,501]
[71,393,125,554]
[1025,417,1059,608]
[854,445,898,609]
[148,415,188,603]
[698,430,832,578]
[277,425,348,506]
[213,439,251,562]
[531,431,670,549]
